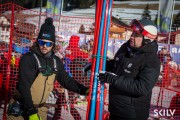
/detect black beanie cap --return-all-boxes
[37,17,55,42]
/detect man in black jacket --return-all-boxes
[8,17,88,120]
[99,19,160,120]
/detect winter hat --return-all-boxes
[37,17,55,42]
[131,18,157,41]
[69,35,80,47]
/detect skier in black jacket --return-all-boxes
[8,18,89,120]
[99,19,160,120]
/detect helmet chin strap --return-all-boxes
[142,36,151,46]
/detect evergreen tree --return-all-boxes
[172,12,180,31]
[154,12,158,24]
[141,4,151,20]
[71,0,95,9]
[79,0,90,8]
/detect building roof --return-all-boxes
[111,16,130,28]
[0,13,36,33]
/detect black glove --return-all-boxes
[7,99,23,117]
[26,107,38,116]
[82,62,92,76]
[98,71,117,84]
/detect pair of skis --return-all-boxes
[86,0,113,120]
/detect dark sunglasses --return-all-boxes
[130,19,156,39]
[38,39,53,47]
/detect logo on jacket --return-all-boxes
[124,63,132,73]
[127,63,132,68]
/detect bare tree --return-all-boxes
[79,24,85,33]
[141,4,151,20]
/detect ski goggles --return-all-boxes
[130,19,156,39]
[38,39,54,47]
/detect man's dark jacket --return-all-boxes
[106,41,160,119]
[18,46,88,115]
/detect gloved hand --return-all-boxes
[98,71,117,84]
[82,62,92,76]
[29,113,42,120]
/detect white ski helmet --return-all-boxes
[130,18,158,41]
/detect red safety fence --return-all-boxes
[0,2,180,120]
[0,2,95,120]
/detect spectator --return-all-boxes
[7,17,89,120]
[99,18,160,120]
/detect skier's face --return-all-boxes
[130,32,143,48]
[38,39,54,54]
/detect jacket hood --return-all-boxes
[68,35,80,48]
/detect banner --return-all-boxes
[46,0,62,19]
[157,0,174,33]
[170,44,180,64]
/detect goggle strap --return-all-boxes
[142,30,156,39]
